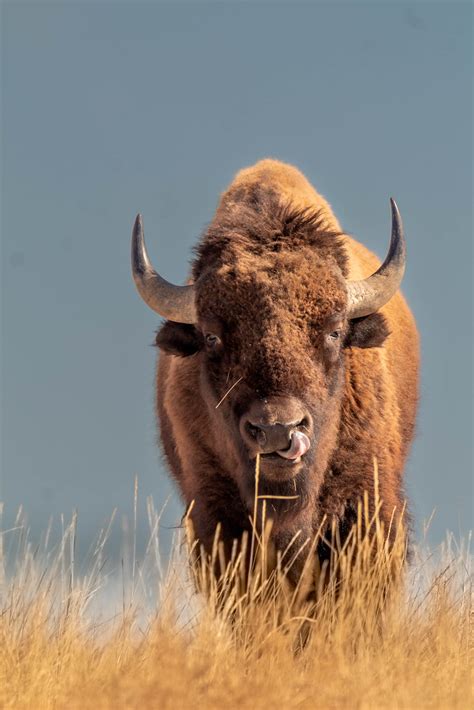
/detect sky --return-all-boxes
[1,1,472,557]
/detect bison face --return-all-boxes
[136,197,403,518]
[156,248,389,515]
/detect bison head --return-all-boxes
[132,195,404,517]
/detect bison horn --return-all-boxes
[346,198,406,319]
[131,214,197,323]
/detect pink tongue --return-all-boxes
[276,431,310,460]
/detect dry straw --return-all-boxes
[0,463,472,709]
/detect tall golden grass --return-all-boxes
[0,471,472,710]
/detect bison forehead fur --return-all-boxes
[149,159,419,579]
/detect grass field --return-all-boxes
[0,481,472,709]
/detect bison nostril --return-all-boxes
[246,422,258,438]
[245,422,266,444]
[297,417,310,430]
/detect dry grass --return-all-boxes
[0,478,472,710]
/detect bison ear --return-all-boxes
[155,322,203,357]
[345,313,390,349]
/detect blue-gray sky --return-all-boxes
[1,1,472,553]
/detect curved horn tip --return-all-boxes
[131,212,150,278]
[133,213,143,233]
[388,197,406,262]
[389,198,405,239]
[389,197,401,221]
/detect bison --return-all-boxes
[131,159,419,586]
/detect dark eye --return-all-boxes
[328,330,341,341]
[205,333,221,349]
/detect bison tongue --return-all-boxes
[276,431,310,460]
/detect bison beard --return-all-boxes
[132,159,419,596]
[243,454,313,518]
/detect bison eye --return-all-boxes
[205,333,221,349]
[328,330,341,340]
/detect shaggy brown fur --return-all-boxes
[155,160,419,583]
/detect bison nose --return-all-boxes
[240,416,311,458]
[243,421,294,452]
[239,397,312,458]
